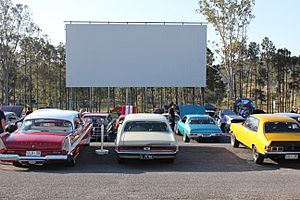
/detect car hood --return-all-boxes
[4,132,66,149]
[121,132,176,146]
[264,133,300,142]
[189,124,222,133]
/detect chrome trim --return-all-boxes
[189,133,224,138]
[116,150,178,155]
[264,151,300,155]
[0,154,68,161]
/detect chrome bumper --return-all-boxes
[116,150,177,159]
[189,133,224,139]
[264,151,300,155]
[0,154,68,161]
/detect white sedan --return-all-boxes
[115,113,179,163]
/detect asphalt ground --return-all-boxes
[0,135,300,200]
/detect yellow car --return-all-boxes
[230,114,300,164]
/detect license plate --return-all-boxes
[26,151,41,157]
[140,154,154,160]
[202,135,211,137]
[285,154,298,160]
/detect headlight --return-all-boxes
[0,139,6,153]
[62,137,70,153]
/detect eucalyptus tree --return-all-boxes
[261,37,276,112]
[197,0,255,101]
[246,42,260,99]
[0,0,37,104]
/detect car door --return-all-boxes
[237,118,252,147]
[240,117,258,148]
[177,116,187,134]
[245,117,259,148]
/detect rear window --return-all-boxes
[189,117,216,125]
[124,121,169,132]
[20,119,73,133]
[265,122,300,133]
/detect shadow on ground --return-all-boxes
[5,141,299,174]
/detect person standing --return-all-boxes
[220,113,227,133]
[0,109,6,134]
[25,107,33,115]
[168,102,176,132]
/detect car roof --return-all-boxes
[274,113,300,117]
[124,113,167,122]
[25,109,79,123]
[185,114,211,118]
[251,114,296,122]
[83,112,110,117]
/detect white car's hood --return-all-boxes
[121,132,176,146]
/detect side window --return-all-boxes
[181,116,187,123]
[243,118,252,129]
[250,117,259,132]
[244,117,259,132]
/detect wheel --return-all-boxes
[117,157,126,164]
[183,133,190,143]
[13,161,24,167]
[230,133,240,147]
[66,155,76,167]
[252,146,264,164]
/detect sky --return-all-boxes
[11,0,300,57]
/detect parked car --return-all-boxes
[215,109,245,133]
[115,113,179,163]
[82,112,113,142]
[274,113,300,123]
[0,109,92,167]
[230,114,300,164]
[176,114,223,142]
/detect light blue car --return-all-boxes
[176,114,223,143]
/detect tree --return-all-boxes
[197,0,255,100]
[0,0,37,104]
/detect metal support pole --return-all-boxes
[95,124,109,155]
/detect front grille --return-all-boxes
[270,141,300,152]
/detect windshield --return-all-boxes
[124,121,169,132]
[189,117,216,125]
[19,119,73,133]
[265,122,300,133]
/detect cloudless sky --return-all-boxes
[12,0,300,56]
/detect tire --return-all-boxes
[230,133,240,147]
[183,133,190,143]
[66,155,76,167]
[13,161,24,168]
[252,146,264,164]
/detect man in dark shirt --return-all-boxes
[168,102,176,132]
[0,109,6,133]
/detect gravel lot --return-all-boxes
[0,135,299,200]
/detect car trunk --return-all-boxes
[121,131,174,146]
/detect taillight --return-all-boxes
[0,139,6,153]
[61,137,70,154]
[265,146,284,152]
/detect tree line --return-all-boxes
[0,0,299,113]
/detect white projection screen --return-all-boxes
[66,23,207,87]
